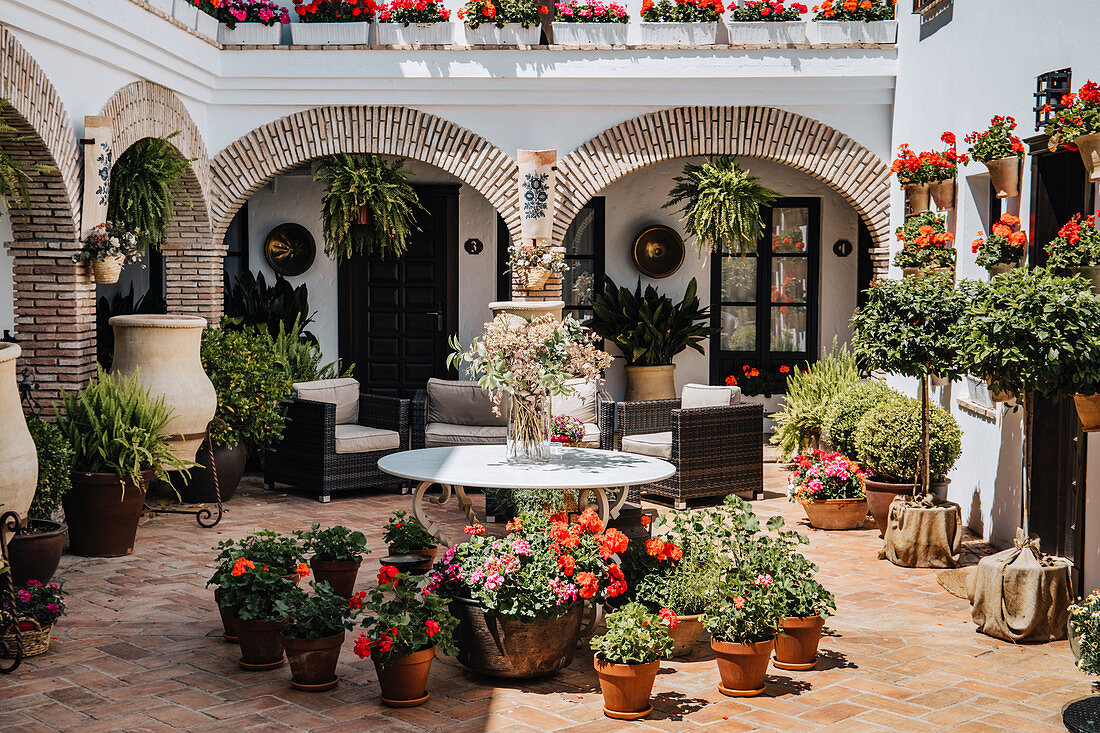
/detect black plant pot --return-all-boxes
[180,443,247,503]
[8,519,67,585]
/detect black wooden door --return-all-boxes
[338,184,459,398]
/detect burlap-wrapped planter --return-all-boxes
[881,494,962,568]
[967,531,1073,643]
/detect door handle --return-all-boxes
[427,311,442,331]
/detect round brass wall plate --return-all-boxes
[263,223,316,277]
[632,225,685,279]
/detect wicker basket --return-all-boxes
[0,619,52,658]
[519,266,551,290]
[92,255,124,285]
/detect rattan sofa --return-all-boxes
[264,378,410,503]
[606,383,764,508]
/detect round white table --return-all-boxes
[378,445,675,545]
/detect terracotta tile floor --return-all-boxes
[3,461,1093,731]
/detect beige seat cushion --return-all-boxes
[426,378,507,427]
[681,383,741,409]
[551,378,598,424]
[580,422,600,447]
[294,378,360,425]
[621,431,672,460]
[334,424,400,454]
[424,423,508,448]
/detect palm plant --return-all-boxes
[0,98,56,218]
[664,157,781,255]
[315,154,424,260]
[107,133,192,252]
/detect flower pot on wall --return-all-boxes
[725,21,807,44]
[639,22,716,46]
[110,315,217,464]
[551,23,628,45]
[0,343,37,528]
[450,597,582,678]
[1074,394,1100,432]
[63,470,153,557]
[624,364,676,402]
[711,638,774,697]
[1069,266,1100,295]
[284,631,345,692]
[218,23,283,44]
[375,646,435,707]
[594,654,659,720]
[984,156,1021,198]
[8,520,67,586]
[988,262,1019,276]
[667,613,704,658]
[903,183,931,215]
[801,498,868,530]
[92,255,124,285]
[1075,133,1100,182]
[773,615,825,671]
[463,23,540,45]
[928,178,956,210]
[290,22,370,45]
[376,22,454,45]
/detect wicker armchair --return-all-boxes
[607,388,764,508]
[265,379,410,503]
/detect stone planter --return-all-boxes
[711,637,774,697]
[218,23,283,45]
[0,343,36,528]
[984,156,1021,198]
[725,21,807,44]
[463,23,540,46]
[386,544,438,572]
[146,0,174,15]
[375,646,435,707]
[668,612,704,657]
[8,520,66,586]
[1075,133,1100,183]
[1075,393,1100,432]
[110,314,217,464]
[552,23,628,45]
[450,597,582,678]
[594,654,659,720]
[290,22,370,45]
[284,631,345,692]
[863,476,948,538]
[801,497,869,530]
[234,618,285,670]
[377,22,454,45]
[809,20,897,44]
[172,0,198,28]
[639,22,716,46]
[773,615,825,671]
[903,183,931,215]
[624,364,676,401]
[928,178,956,210]
[180,442,246,503]
[64,470,154,557]
[309,557,362,598]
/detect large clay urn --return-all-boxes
[109,315,216,463]
[0,343,37,530]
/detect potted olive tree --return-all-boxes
[7,417,73,585]
[297,524,369,598]
[590,602,676,720]
[277,581,358,692]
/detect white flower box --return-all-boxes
[218,22,283,45]
[376,22,454,46]
[639,22,716,46]
[196,11,219,38]
[809,19,897,44]
[551,22,628,46]
[725,20,807,44]
[462,23,541,46]
[172,0,198,28]
[147,0,174,16]
[290,21,370,45]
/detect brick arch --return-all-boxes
[556,106,891,276]
[209,105,519,243]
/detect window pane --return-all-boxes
[563,207,595,256]
[563,260,595,308]
[721,255,756,302]
[721,306,756,351]
[771,207,810,253]
[771,258,808,304]
[771,305,807,352]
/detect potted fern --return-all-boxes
[588,277,717,401]
[107,134,192,254]
[769,341,859,461]
[315,154,424,261]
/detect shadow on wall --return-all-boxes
[991,404,1024,547]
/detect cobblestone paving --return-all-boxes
[2,463,1092,732]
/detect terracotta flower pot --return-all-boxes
[375,646,435,707]
[594,653,660,720]
[711,637,774,697]
[1075,133,1100,183]
[310,557,362,598]
[179,442,246,503]
[984,156,1021,198]
[284,631,345,692]
[773,616,825,671]
[667,613,705,658]
[1075,394,1100,432]
[234,617,285,671]
[624,364,676,402]
[8,520,67,586]
[988,262,1018,276]
[0,342,37,529]
[988,385,1015,403]
[63,470,153,557]
[928,178,955,210]
[904,183,931,215]
[863,477,948,537]
[213,587,237,642]
[450,597,582,678]
[802,498,869,530]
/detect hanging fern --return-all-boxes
[107,132,193,252]
[314,154,424,260]
[664,157,781,256]
[0,98,56,218]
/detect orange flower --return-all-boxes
[918,224,934,236]
[725,375,738,386]
[575,508,604,534]
[640,514,652,527]
[859,0,870,7]
[1009,231,1028,247]
[295,562,310,579]
[991,222,1011,238]
[1001,213,1020,226]
[231,557,254,577]
[576,572,599,599]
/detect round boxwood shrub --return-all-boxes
[853,396,961,482]
[823,381,904,461]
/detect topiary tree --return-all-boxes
[823,380,903,461]
[854,397,962,483]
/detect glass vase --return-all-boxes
[507,394,550,463]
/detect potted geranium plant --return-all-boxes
[893,212,956,277]
[725,363,791,398]
[771,552,835,671]
[726,1,808,45]
[220,557,307,670]
[459,0,541,45]
[639,0,723,46]
[552,0,629,46]
[297,524,370,598]
[972,213,1028,276]
[809,0,895,44]
[705,577,783,697]
[1044,80,1100,182]
[427,511,629,678]
[7,417,72,586]
[201,0,290,44]
[787,449,867,530]
[382,510,437,571]
[590,602,676,720]
[290,0,372,45]
[508,239,567,293]
[71,222,141,285]
[1045,212,1100,293]
[376,0,453,45]
[967,115,1026,198]
[0,579,66,659]
[277,580,358,691]
[889,140,964,215]
[353,567,458,707]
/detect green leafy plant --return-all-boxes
[295,0,375,21]
[224,271,315,340]
[382,511,435,554]
[107,134,192,252]
[587,277,717,366]
[208,530,307,587]
[200,327,293,453]
[277,581,358,641]
[218,558,300,622]
[972,213,1028,270]
[622,510,721,616]
[25,416,74,519]
[770,341,859,461]
[297,524,369,562]
[55,367,190,492]
[1045,213,1100,270]
[271,317,353,383]
[590,602,675,665]
[0,579,66,628]
[0,99,56,220]
[353,568,458,666]
[460,0,540,28]
[967,115,1025,163]
[853,396,961,482]
[664,157,781,255]
[772,552,835,620]
[1044,81,1100,151]
[822,380,902,461]
[315,154,424,260]
[704,580,783,645]
[892,212,956,270]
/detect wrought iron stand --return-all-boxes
[143,430,224,529]
[0,511,24,673]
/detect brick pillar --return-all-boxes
[163,245,224,324]
[7,241,97,406]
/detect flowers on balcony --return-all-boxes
[293,0,376,20]
[811,0,894,20]
[199,0,291,27]
[554,0,629,22]
[640,0,725,22]
[378,0,451,22]
[729,0,807,21]
[458,0,541,28]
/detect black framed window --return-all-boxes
[222,203,250,294]
[1035,68,1072,132]
[710,197,820,386]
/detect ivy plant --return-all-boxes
[107,133,192,252]
[296,524,369,562]
[277,581,358,641]
[25,416,74,519]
